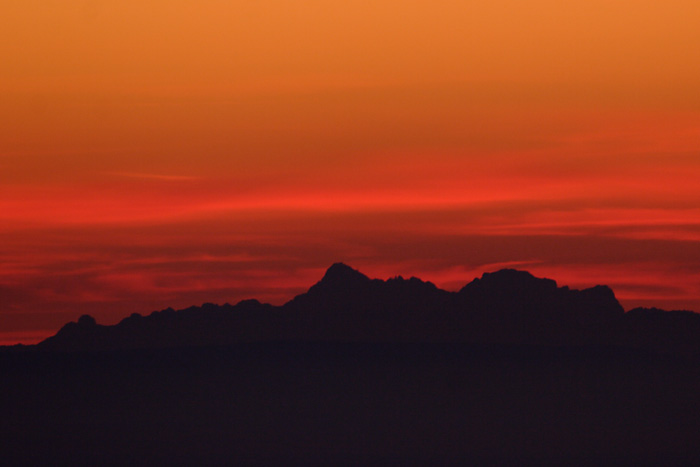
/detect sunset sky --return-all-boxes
[2,1,700,344]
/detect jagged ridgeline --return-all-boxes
[37,263,700,354]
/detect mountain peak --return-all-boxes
[320,263,370,285]
[77,314,97,327]
[484,269,553,285]
[461,269,557,294]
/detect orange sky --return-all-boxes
[2,1,700,344]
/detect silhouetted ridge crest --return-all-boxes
[286,264,450,319]
[284,263,375,313]
[460,269,557,295]
[459,270,622,315]
[627,307,697,317]
[318,263,370,288]
[33,263,700,355]
[39,314,106,351]
[77,314,97,327]
[576,285,622,313]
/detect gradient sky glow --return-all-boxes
[2,1,700,344]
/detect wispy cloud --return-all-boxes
[106,171,201,182]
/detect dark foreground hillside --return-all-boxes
[3,342,700,465]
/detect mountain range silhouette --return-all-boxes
[35,263,700,355]
[6,263,700,465]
